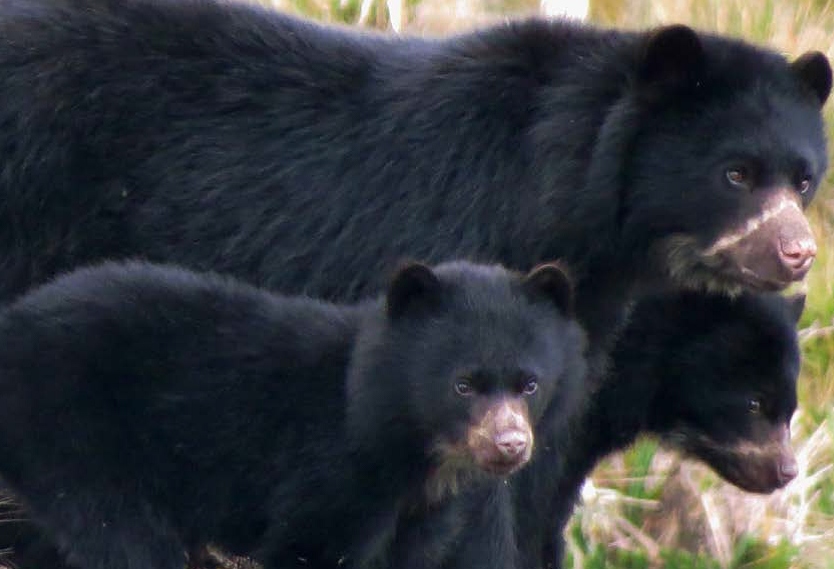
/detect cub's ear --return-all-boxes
[386,262,441,319]
[784,292,806,325]
[523,262,574,317]
[792,51,832,106]
[639,24,704,87]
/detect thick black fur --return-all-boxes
[0,2,826,566]
[505,291,804,569]
[0,0,828,358]
[0,260,585,569]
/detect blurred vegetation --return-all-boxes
[240,0,834,567]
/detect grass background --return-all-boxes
[240,0,834,567]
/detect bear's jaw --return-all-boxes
[663,426,795,494]
[422,436,517,505]
[655,233,788,296]
[655,188,816,295]
[421,450,480,505]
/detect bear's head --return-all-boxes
[347,260,587,502]
[620,25,831,295]
[647,290,803,493]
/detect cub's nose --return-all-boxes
[495,431,528,459]
[777,456,798,485]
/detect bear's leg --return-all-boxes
[19,481,186,569]
[385,500,467,569]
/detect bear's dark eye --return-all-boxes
[522,378,538,395]
[454,379,473,396]
[799,176,812,195]
[747,398,761,414]
[725,167,750,189]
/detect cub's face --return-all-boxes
[406,311,583,503]
[650,292,803,493]
[377,261,586,497]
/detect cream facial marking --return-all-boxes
[704,195,802,256]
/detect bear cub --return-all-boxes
[0,259,586,569]
[511,290,806,569]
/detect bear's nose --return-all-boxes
[778,457,798,485]
[495,431,528,458]
[779,237,816,277]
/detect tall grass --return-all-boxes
[240,0,834,567]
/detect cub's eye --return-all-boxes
[747,398,761,414]
[799,176,812,195]
[455,379,473,396]
[522,378,539,395]
[726,167,750,188]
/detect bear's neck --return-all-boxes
[571,264,639,373]
[584,371,660,457]
[344,425,438,559]
[533,373,658,508]
[511,360,662,569]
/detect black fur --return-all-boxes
[0,260,585,569]
[0,2,826,565]
[507,291,804,569]
[0,0,827,359]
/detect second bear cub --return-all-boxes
[0,260,586,569]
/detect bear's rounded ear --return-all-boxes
[523,262,574,317]
[784,292,806,325]
[792,51,832,106]
[639,24,704,87]
[386,262,441,319]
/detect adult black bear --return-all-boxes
[0,260,586,569]
[505,290,806,569]
[0,0,828,356]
